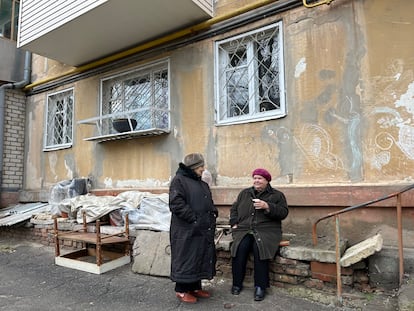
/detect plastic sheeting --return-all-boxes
[121,195,170,232]
[57,190,171,232]
[49,179,89,216]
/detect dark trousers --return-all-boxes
[175,280,201,293]
[232,234,270,289]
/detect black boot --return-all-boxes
[254,286,265,301]
[231,285,242,295]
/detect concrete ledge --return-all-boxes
[280,235,348,263]
[20,183,414,207]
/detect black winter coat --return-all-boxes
[169,163,217,283]
[229,184,288,260]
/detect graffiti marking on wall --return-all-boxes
[365,59,414,169]
[294,123,344,170]
[328,96,362,178]
[369,102,414,161]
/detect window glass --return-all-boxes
[0,0,19,41]
[215,22,286,125]
[45,88,74,150]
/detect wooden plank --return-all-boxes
[57,232,129,244]
[55,254,130,275]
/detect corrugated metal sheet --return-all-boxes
[193,0,213,14]
[19,0,107,47]
[17,0,213,66]
[0,203,50,226]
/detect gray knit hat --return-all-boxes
[183,153,205,169]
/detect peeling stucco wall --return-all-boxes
[23,0,414,194]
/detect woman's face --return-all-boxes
[193,166,205,177]
[253,175,268,192]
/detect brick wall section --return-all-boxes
[0,225,373,294]
[1,89,26,207]
[215,251,371,294]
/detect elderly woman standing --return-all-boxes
[230,168,289,301]
[169,153,218,304]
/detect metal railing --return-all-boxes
[312,183,414,304]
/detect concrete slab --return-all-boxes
[279,235,348,263]
[132,230,171,277]
[340,233,383,267]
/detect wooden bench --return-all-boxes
[53,212,131,274]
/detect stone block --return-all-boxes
[275,256,299,265]
[132,230,170,277]
[273,273,299,284]
[285,264,311,277]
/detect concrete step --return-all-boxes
[279,233,347,263]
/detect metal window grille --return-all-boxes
[100,61,169,135]
[45,89,73,149]
[215,22,286,124]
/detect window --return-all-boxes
[99,60,170,136]
[215,22,286,125]
[44,88,74,150]
[0,0,19,41]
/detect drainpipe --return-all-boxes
[0,50,32,201]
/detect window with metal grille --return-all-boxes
[215,22,286,125]
[44,88,74,150]
[100,60,170,136]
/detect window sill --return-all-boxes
[215,112,287,126]
[43,144,73,152]
[83,128,170,142]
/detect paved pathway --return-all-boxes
[0,238,398,311]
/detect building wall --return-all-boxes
[27,0,414,189]
[19,0,414,245]
[1,89,26,207]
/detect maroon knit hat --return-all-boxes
[252,168,272,182]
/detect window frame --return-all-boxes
[86,58,171,141]
[214,21,286,125]
[43,87,74,151]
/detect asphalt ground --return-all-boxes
[0,237,398,311]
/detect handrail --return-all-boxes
[312,183,414,304]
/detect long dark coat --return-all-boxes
[229,184,288,260]
[169,163,217,283]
